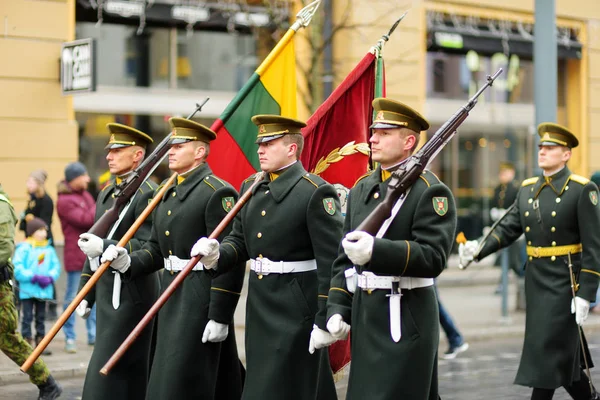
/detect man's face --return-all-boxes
[168,142,204,174]
[538,145,570,172]
[70,174,90,191]
[369,128,415,168]
[106,147,140,176]
[257,138,295,173]
[499,168,515,184]
[25,177,40,194]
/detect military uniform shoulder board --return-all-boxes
[569,174,590,186]
[302,174,320,188]
[522,177,539,187]
[353,170,374,187]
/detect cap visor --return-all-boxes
[169,138,193,145]
[255,134,284,144]
[370,122,402,130]
[104,143,131,150]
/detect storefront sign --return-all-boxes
[61,38,96,94]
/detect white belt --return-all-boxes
[356,274,434,290]
[250,258,317,276]
[164,255,204,271]
[357,272,433,343]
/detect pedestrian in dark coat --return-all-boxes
[326,98,457,400]
[19,170,54,245]
[101,118,245,400]
[460,123,600,400]
[192,115,342,400]
[75,124,159,400]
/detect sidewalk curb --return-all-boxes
[0,364,88,387]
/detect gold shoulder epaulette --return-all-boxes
[569,174,590,185]
[522,177,539,187]
[208,174,226,186]
[202,176,217,191]
[353,170,374,187]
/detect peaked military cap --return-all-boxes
[105,123,153,150]
[251,114,307,144]
[370,97,430,132]
[537,122,579,148]
[169,117,217,144]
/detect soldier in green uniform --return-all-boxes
[101,118,244,400]
[0,184,62,400]
[74,124,159,400]
[191,115,343,400]
[460,123,600,400]
[326,98,457,400]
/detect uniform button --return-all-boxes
[552,241,556,246]
[265,190,270,195]
[527,241,532,245]
[374,193,380,199]
[172,192,177,197]
[258,254,263,258]
[529,256,533,261]
[261,210,266,216]
[552,211,556,217]
[551,256,556,261]
[167,210,172,216]
[165,231,170,236]
[525,227,530,232]
[169,250,172,255]
[258,275,264,280]
[556,198,561,203]
[551,227,556,232]
[524,211,529,217]
[528,198,533,204]
[565,186,569,191]
[257,232,262,238]
[112,193,116,198]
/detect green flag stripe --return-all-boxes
[223,73,281,170]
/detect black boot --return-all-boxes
[37,375,62,400]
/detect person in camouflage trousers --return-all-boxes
[0,183,62,400]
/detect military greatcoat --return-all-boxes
[477,167,600,389]
[327,168,457,400]
[126,163,245,400]
[77,179,159,400]
[215,162,343,400]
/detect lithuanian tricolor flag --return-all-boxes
[208,31,298,190]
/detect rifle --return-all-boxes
[88,98,209,237]
[356,69,503,235]
[100,173,265,375]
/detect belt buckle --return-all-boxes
[533,247,541,258]
[255,258,267,280]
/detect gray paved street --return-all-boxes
[2,336,599,399]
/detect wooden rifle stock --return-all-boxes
[356,69,503,235]
[100,173,265,375]
[20,173,177,373]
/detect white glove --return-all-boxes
[76,299,92,319]
[101,245,131,273]
[190,237,220,270]
[458,240,478,267]
[326,314,351,340]
[342,231,374,266]
[571,296,591,326]
[78,233,104,258]
[309,324,337,354]
[202,320,229,343]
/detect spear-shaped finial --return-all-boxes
[380,11,408,45]
[187,97,210,119]
[291,0,321,31]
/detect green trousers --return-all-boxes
[0,281,49,385]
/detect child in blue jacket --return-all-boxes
[13,217,61,353]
